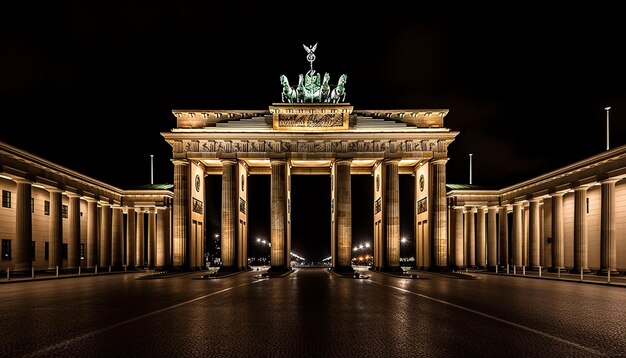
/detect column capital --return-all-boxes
[47,187,64,194]
[335,158,353,165]
[464,206,477,213]
[12,177,33,184]
[512,201,526,207]
[453,206,466,211]
[600,178,620,185]
[550,191,566,198]
[487,205,499,210]
[83,196,98,203]
[431,158,449,165]
[270,158,287,165]
[220,159,238,165]
[65,192,81,198]
[171,159,189,166]
[99,201,112,207]
[384,158,401,165]
[573,183,594,191]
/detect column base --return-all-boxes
[382,266,404,274]
[267,266,290,273]
[332,265,354,276]
[548,267,567,273]
[4,268,32,277]
[597,269,621,276]
[262,266,292,278]
[218,266,240,273]
[569,268,592,274]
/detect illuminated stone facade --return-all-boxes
[0,141,173,273]
[447,146,626,274]
[162,104,458,271]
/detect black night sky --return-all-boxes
[2,4,626,261]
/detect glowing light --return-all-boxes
[365,243,370,248]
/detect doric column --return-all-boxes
[147,207,156,268]
[99,203,112,267]
[126,207,136,268]
[270,159,288,271]
[384,159,401,271]
[136,209,145,267]
[172,159,189,268]
[157,207,170,268]
[512,203,523,268]
[85,198,98,268]
[67,194,81,269]
[573,186,590,273]
[48,189,63,270]
[453,206,465,269]
[551,193,565,270]
[600,179,618,274]
[476,206,486,268]
[465,207,476,268]
[111,206,123,268]
[528,199,541,269]
[498,206,509,267]
[430,159,448,269]
[335,159,353,272]
[220,160,238,271]
[487,206,498,269]
[14,179,32,272]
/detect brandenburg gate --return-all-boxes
[161,45,458,273]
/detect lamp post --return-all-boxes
[469,153,473,185]
[605,107,611,151]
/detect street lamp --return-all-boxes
[605,107,611,151]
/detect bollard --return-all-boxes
[513,266,516,275]
[495,265,498,274]
[558,267,561,278]
[109,265,111,273]
[539,266,542,277]
[580,269,583,281]
[32,266,35,279]
[506,265,509,274]
[608,268,611,284]
[95,265,98,275]
[124,264,127,272]
[56,265,59,277]
[523,266,525,276]
[7,267,9,280]
[78,266,81,276]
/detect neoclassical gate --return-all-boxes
[162,103,457,272]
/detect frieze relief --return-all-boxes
[178,139,448,154]
[276,114,344,128]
